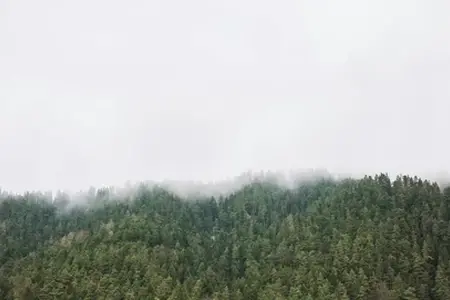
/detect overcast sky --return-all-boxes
[1,0,450,193]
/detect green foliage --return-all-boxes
[0,174,449,299]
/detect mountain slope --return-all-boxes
[1,174,450,299]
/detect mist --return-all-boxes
[5,168,333,207]
[1,0,450,194]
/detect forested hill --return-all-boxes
[1,174,450,299]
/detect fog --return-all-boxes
[1,0,450,194]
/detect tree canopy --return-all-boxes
[1,173,450,299]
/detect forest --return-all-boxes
[1,172,450,299]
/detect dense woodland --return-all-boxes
[1,173,450,299]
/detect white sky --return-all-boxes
[1,0,450,192]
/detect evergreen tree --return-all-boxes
[1,173,449,299]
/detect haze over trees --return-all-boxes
[1,172,450,299]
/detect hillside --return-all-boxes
[1,173,450,299]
